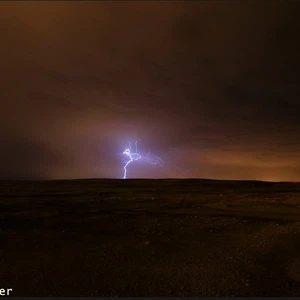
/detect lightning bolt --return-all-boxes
[122,141,142,179]
[122,141,164,179]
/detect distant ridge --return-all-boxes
[0,178,298,184]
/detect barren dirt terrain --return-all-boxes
[1,179,300,296]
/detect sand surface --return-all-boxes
[1,179,300,296]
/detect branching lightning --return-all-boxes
[145,149,164,167]
[122,141,164,179]
[122,141,142,179]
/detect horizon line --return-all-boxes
[0,177,298,184]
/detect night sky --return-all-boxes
[1,1,300,181]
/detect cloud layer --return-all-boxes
[1,2,300,180]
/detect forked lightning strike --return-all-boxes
[122,141,164,179]
[122,141,142,179]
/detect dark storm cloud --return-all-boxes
[0,133,66,180]
[1,1,300,180]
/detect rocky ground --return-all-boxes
[1,179,300,296]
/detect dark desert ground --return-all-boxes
[1,179,300,297]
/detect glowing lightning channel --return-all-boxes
[122,141,164,179]
[145,149,165,167]
[122,141,142,179]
